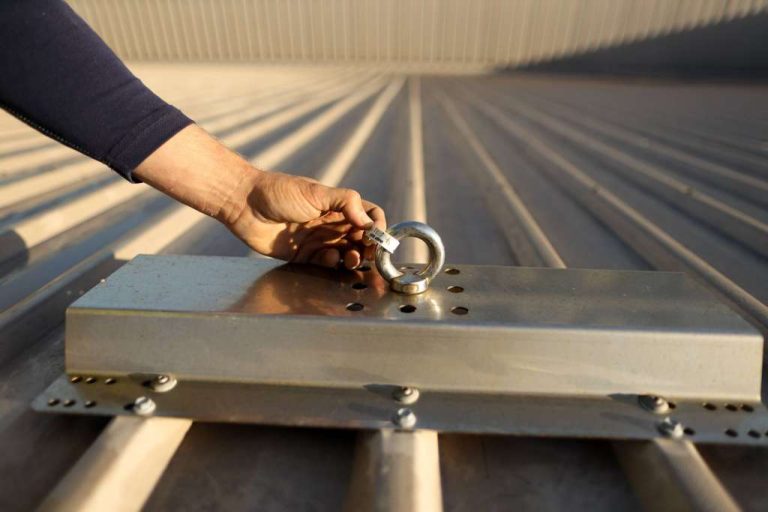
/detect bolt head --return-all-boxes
[393,386,420,404]
[657,418,684,439]
[149,374,177,393]
[133,396,156,416]
[639,394,669,414]
[393,407,417,429]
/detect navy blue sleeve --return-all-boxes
[0,0,193,182]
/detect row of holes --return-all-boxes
[352,282,464,294]
[725,428,767,439]
[70,376,117,385]
[47,396,767,440]
[346,302,469,315]
[688,402,761,438]
[702,402,754,412]
[677,427,767,439]
[48,398,96,408]
[349,268,465,314]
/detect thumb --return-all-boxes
[316,186,374,228]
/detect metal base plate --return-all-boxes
[33,373,768,445]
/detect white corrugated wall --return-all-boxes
[67,0,768,65]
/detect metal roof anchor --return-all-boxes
[368,221,445,295]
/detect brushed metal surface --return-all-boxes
[65,254,761,399]
[33,373,768,443]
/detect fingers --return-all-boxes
[362,243,377,262]
[309,248,341,268]
[312,185,375,229]
[305,248,363,270]
[363,200,386,231]
[292,223,350,263]
[290,186,386,270]
[343,250,362,270]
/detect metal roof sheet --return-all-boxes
[0,65,766,510]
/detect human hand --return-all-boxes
[135,125,385,269]
[225,169,385,268]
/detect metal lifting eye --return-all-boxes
[367,221,445,295]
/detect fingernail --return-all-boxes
[361,212,374,228]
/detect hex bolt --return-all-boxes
[132,396,156,416]
[393,407,417,429]
[638,394,670,414]
[657,418,684,439]
[149,374,177,393]
[393,386,420,405]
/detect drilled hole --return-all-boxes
[70,376,82,384]
[451,306,469,315]
[725,404,738,411]
[748,430,761,439]
[445,268,460,275]
[740,404,754,413]
[683,427,695,436]
[352,282,368,290]
[47,398,60,407]
[104,378,116,385]
[85,377,97,384]
[447,286,464,293]
[668,402,677,409]
[703,402,717,411]
[63,399,76,407]
[346,302,364,312]
[399,305,416,313]
[85,401,97,408]
[725,429,738,438]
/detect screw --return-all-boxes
[393,386,420,405]
[393,408,417,429]
[657,418,684,439]
[149,374,177,393]
[132,396,156,416]
[639,394,669,414]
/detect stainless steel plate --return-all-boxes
[32,255,766,441]
[63,255,762,399]
[33,373,768,445]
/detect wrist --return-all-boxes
[215,162,264,227]
[134,124,262,224]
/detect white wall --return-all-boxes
[68,0,767,67]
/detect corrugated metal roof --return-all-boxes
[1,65,767,510]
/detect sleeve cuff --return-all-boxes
[106,106,194,183]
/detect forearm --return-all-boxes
[134,123,384,267]
[134,124,259,224]
[0,0,191,181]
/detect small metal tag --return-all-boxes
[365,226,400,253]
